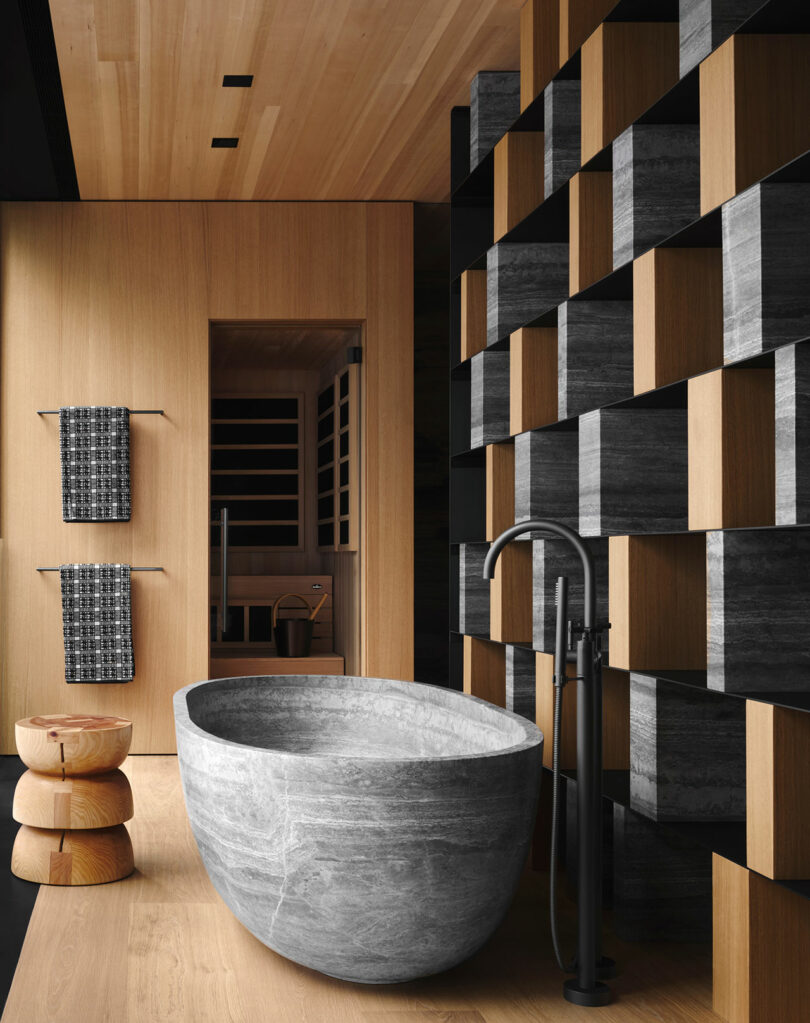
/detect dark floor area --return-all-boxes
[0,756,37,1013]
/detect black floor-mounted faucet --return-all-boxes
[484,519,612,1007]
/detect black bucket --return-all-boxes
[274,618,314,658]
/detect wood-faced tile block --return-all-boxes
[609,533,707,671]
[470,71,521,170]
[485,442,515,541]
[487,242,569,346]
[633,247,723,394]
[509,327,557,434]
[700,34,810,214]
[747,701,810,880]
[614,805,712,941]
[775,342,810,525]
[569,170,612,294]
[471,349,510,448]
[490,541,533,643]
[532,536,609,652]
[613,123,701,268]
[560,0,619,64]
[688,367,775,530]
[506,644,536,721]
[679,0,764,78]
[579,408,689,536]
[544,79,580,198]
[535,652,628,769]
[463,635,506,706]
[722,183,810,363]
[515,428,579,532]
[713,854,810,1023]
[494,132,545,241]
[630,673,745,822]
[580,22,679,164]
[708,529,810,693]
[558,299,634,419]
[520,0,560,111]
[459,543,490,636]
[460,269,487,361]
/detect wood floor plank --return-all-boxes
[2,757,718,1023]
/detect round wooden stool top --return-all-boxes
[16,714,132,776]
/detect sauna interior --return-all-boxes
[2,0,810,1020]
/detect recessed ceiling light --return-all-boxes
[211,137,239,148]
[222,75,253,87]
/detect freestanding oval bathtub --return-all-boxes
[174,675,543,984]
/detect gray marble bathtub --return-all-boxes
[174,675,543,984]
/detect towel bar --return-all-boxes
[36,409,164,415]
[36,566,163,572]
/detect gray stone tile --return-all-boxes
[613,804,712,942]
[613,124,700,268]
[459,542,491,636]
[679,0,764,78]
[487,242,569,346]
[544,79,580,198]
[630,673,746,821]
[776,342,810,525]
[514,428,580,532]
[471,350,510,448]
[707,529,810,692]
[578,408,689,536]
[723,183,810,363]
[506,645,537,721]
[532,537,609,653]
[470,71,520,169]
[558,300,634,419]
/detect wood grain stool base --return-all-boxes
[15,714,132,776]
[13,769,133,830]
[11,824,134,885]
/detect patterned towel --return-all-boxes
[60,407,131,521]
[60,564,134,683]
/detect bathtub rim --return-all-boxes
[173,674,543,764]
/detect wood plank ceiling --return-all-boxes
[49,0,522,201]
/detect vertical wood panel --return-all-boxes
[569,170,612,294]
[493,132,546,240]
[713,854,750,1023]
[486,443,516,541]
[520,0,560,111]
[490,542,533,643]
[463,635,506,707]
[461,270,488,361]
[510,328,558,433]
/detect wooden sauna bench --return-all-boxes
[209,649,345,679]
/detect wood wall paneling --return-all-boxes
[489,541,533,643]
[520,0,560,111]
[559,0,617,65]
[633,247,723,394]
[699,34,810,214]
[713,854,751,1023]
[486,442,516,541]
[461,269,488,362]
[569,170,613,294]
[509,327,558,433]
[688,368,775,530]
[746,701,810,880]
[580,22,679,164]
[463,635,507,707]
[493,132,546,240]
[608,533,707,671]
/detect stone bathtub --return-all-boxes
[174,675,543,983]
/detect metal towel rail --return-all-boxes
[37,409,164,415]
[36,566,163,572]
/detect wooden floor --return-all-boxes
[2,757,719,1023]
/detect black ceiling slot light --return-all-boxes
[222,74,253,87]
[211,137,239,148]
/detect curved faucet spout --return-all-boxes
[482,519,596,630]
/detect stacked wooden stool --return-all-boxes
[11,714,135,885]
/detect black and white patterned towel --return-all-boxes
[59,406,131,521]
[60,564,134,683]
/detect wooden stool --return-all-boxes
[11,714,135,885]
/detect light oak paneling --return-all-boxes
[713,855,751,1023]
[486,442,516,541]
[490,541,533,643]
[580,22,679,164]
[699,34,810,214]
[510,327,558,432]
[461,270,488,362]
[633,248,723,394]
[688,368,775,530]
[49,0,525,202]
[520,0,560,111]
[494,131,546,240]
[559,0,617,64]
[569,170,612,294]
[609,533,707,671]
[463,635,507,707]
[746,701,810,880]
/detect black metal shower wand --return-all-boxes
[483,519,612,1007]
